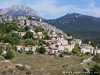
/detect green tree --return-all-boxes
[6,44,12,51]
[0,43,3,55]
[5,23,19,32]
[26,50,33,55]
[91,41,97,48]
[10,37,19,45]
[67,38,73,43]
[72,44,80,54]
[90,64,100,75]
[45,42,50,46]
[23,31,33,39]
[36,47,46,54]
[12,33,20,38]
[24,26,30,31]
[34,41,40,46]
[3,34,19,45]
[34,27,44,32]
[3,34,12,43]
[43,34,51,40]
[24,39,34,46]
[4,51,14,59]
[0,49,3,55]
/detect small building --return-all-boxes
[44,47,51,54]
[57,39,68,46]
[71,39,82,46]
[18,32,26,37]
[58,45,65,52]
[34,34,44,39]
[31,46,38,52]
[80,44,94,54]
[50,31,58,38]
[24,46,32,51]
[15,46,23,51]
[94,49,100,55]
[49,45,58,54]
[65,43,75,52]
[25,20,31,26]
[15,45,38,52]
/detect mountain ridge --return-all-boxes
[45,13,100,47]
[0,5,40,18]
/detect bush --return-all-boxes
[67,38,73,43]
[26,50,33,55]
[26,71,32,75]
[92,55,100,63]
[36,47,46,54]
[59,54,64,57]
[72,44,80,54]
[63,52,71,55]
[24,39,34,46]
[23,31,33,39]
[85,52,91,55]
[4,51,14,59]
[0,49,3,55]
[90,64,100,75]
[43,34,51,40]
[0,43,3,55]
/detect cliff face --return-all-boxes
[0,15,63,34]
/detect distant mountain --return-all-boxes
[0,5,40,18]
[45,13,100,46]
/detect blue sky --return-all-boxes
[0,0,100,19]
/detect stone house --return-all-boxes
[34,32,44,39]
[71,39,82,46]
[80,44,94,54]
[49,45,58,54]
[65,43,75,52]
[18,32,26,37]
[15,46,37,52]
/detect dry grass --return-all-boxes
[0,53,97,75]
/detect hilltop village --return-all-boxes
[0,15,100,57]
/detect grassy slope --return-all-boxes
[0,52,97,75]
[7,52,98,75]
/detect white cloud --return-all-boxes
[0,0,100,19]
[29,0,100,19]
[0,0,22,8]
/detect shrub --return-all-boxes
[0,43,3,55]
[67,38,73,43]
[92,55,100,63]
[59,54,64,57]
[72,44,80,54]
[85,52,91,55]
[23,31,33,39]
[26,71,32,75]
[36,47,46,54]
[90,64,100,75]
[24,39,34,46]
[0,49,3,55]
[26,50,33,55]
[4,51,14,59]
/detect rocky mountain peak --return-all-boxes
[0,5,40,17]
